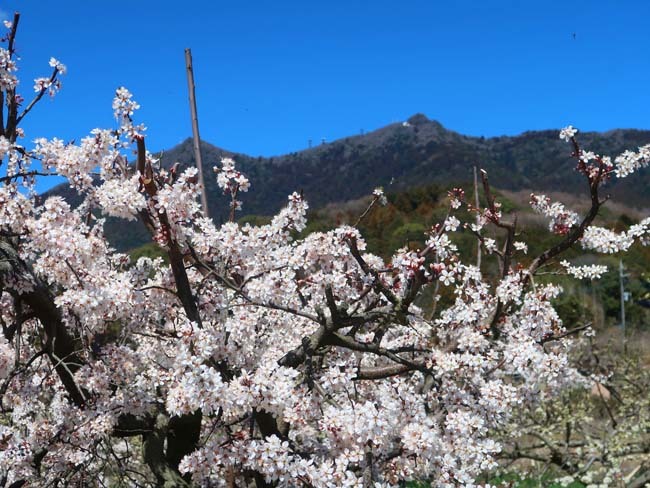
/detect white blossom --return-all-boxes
[561,260,608,280]
[559,125,577,141]
[373,187,388,206]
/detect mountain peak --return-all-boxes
[406,113,431,126]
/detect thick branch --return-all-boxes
[355,363,411,380]
[0,239,86,406]
[135,136,202,327]
[142,414,192,487]
[278,325,327,368]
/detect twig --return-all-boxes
[16,67,60,125]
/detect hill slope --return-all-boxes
[43,114,650,250]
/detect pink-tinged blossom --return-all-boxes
[530,193,580,235]
[33,133,117,191]
[0,335,14,379]
[0,184,33,234]
[112,86,140,118]
[271,191,308,233]
[0,47,18,89]
[392,249,426,280]
[112,87,145,139]
[426,232,457,258]
[33,76,51,92]
[214,157,251,213]
[214,157,251,194]
[95,175,145,220]
[0,135,10,157]
[496,273,523,305]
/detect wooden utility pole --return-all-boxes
[619,259,627,353]
[473,166,481,269]
[184,48,210,218]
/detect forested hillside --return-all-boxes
[43,115,650,251]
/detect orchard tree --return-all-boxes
[1,13,649,488]
[497,335,650,487]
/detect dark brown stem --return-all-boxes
[7,13,20,56]
[135,136,202,327]
[347,236,398,305]
[539,323,592,345]
[16,68,59,125]
[0,171,53,183]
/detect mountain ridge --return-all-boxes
[43,115,650,250]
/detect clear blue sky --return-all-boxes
[2,1,650,192]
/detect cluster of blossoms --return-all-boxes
[560,260,608,280]
[614,144,650,178]
[0,20,649,487]
[94,175,145,220]
[32,57,66,96]
[0,335,14,379]
[214,156,250,213]
[0,46,17,90]
[580,218,650,253]
[448,187,465,209]
[112,86,146,139]
[530,193,580,235]
[33,129,121,190]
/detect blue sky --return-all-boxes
[2,1,650,192]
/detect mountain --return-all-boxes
[42,114,650,251]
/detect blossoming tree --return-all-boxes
[497,335,650,487]
[1,14,649,488]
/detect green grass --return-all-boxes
[405,473,586,487]
[487,473,585,487]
